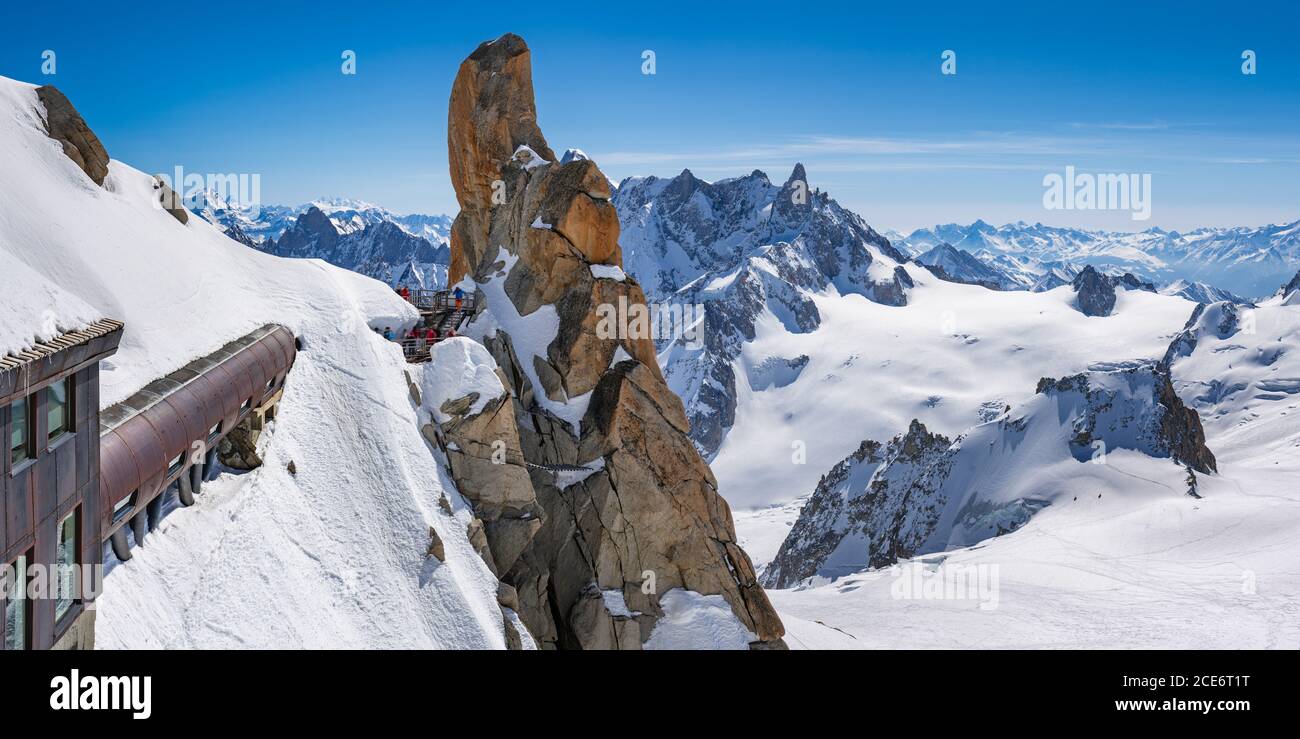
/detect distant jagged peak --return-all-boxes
[661,167,704,200]
[1281,270,1300,299]
[295,204,336,230]
[784,161,808,187]
[1072,265,1156,317]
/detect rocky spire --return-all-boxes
[1072,265,1116,316]
[447,33,557,286]
[443,33,786,649]
[770,162,811,232]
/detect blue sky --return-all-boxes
[3,0,1298,231]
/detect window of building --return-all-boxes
[240,398,251,413]
[208,421,222,441]
[168,453,183,476]
[3,553,30,650]
[266,378,276,391]
[54,510,79,623]
[112,491,137,524]
[9,396,33,466]
[48,377,73,443]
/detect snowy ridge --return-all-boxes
[615,164,910,457]
[763,360,1213,588]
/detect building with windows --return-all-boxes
[1,318,124,650]
[1,319,295,651]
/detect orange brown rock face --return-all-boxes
[442,33,785,648]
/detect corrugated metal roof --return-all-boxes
[0,318,125,372]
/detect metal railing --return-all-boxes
[407,289,475,312]
[391,288,476,363]
[397,332,463,362]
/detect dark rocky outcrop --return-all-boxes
[1071,265,1156,316]
[36,85,110,186]
[1155,365,1218,474]
[1037,362,1216,474]
[272,206,342,258]
[1072,265,1117,316]
[1281,270,1300,300]
[762,438,884,588]
[216,420,263,470]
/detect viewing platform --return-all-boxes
[398,289,477,363]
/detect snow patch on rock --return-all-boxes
[461,247,590,433]
[512,145,549,170]
[420,337,505,423]
[644,589,758,650]
[589,263,626,281]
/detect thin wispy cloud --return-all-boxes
[594,132,1123,170]
[1069,120,1172,131]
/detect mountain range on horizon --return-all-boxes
[193,192,452,288]
[193,177,1300,302]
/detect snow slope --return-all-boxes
[1167,298,1300,512]
[0,76,521,648]
[0,249,102,357]
[745,292,1300,649]
[767,454,1300,649]
[711,266,1196,509]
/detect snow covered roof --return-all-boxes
[0,317,123,373]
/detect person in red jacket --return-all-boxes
[425,327,437,342]
[399,286,411,302]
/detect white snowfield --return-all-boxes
[0,77,526,649]
[730,265,1300,649]
[713,265,1196,509]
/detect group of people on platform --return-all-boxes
[394,285,466,310]
[376,284,468,357]
[375,324,454,345]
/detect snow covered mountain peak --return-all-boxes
[614,163,914,455]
